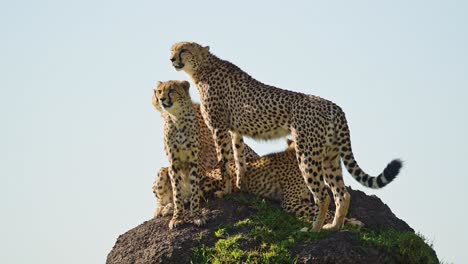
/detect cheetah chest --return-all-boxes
[167,130,199,163]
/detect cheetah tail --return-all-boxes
[337,117,402,189]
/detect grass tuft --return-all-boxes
[191,194,438,264]
[358,229,438,264]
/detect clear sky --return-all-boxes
[1,0,467,263]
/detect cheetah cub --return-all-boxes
[153,80,206,229]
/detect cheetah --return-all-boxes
[151,80,259,223]
[153,140,364,229]
[170,42,402,232]
[153,80,206,229]
[152,82,217,172]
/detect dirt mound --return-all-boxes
[107,188,437,264]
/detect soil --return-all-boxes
[107,188,436,264]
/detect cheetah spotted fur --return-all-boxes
[153,80,206,229]
[152,80,259,225]
[170,42,402,232]
[154,140,363,229]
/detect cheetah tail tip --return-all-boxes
[383,159,403,182]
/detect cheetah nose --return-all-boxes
[170,57,176,62]
[160,97,166,102]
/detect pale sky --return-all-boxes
[1,0,467,263]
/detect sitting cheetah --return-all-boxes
[153,80,206,229]
[170,42,402,232]
[153,140,364,228]
[151,80,259,223]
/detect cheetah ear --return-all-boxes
[157,81,162,86]
[180,80,190,92]
[204,45,210,52]
[286,139,294,147]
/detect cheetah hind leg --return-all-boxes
[298,158,330,231]
[160,203,174,217]
[153,167,173,218]
[154,203,174,218]
[322,192,350,231]
[153,205,163,218]
[323,208,364,229]
[322,155,351,231]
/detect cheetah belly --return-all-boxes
[244,163,283,201]
[241,127,290,141]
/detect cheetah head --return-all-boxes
[170,42,210,74]
[153,80,191,115]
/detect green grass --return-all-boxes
[191,194,438,264]
[357,228,438,264]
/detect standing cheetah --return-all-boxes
[170,42,402,232]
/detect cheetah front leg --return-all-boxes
[231,131,246,190]
[168,164,185,229]
[213,129,234,195]
[188,162,206,226]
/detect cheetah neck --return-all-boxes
[165,106,196,127]
[191,54,227,83]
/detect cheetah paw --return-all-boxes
[168,217,184,230]
[214,191,224,198]
[345,218,364,229]
[322,223,341,231]
[310,223,323,233]
[153,209,162,218]
[161,204,174,216]
[193,216,207,227]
